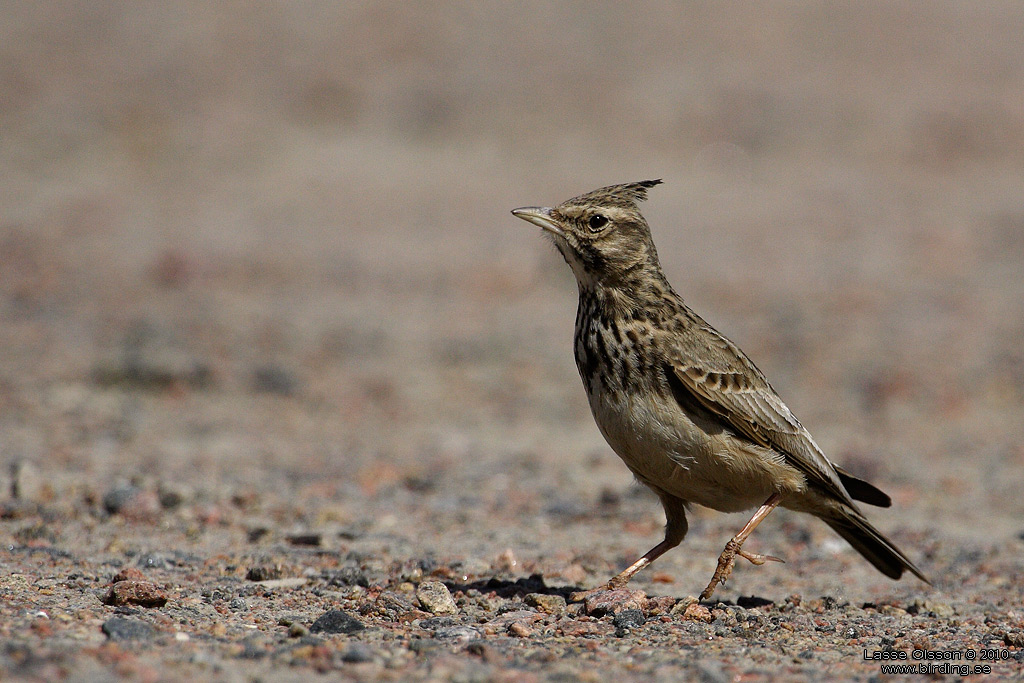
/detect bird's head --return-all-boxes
[512,179,664,290]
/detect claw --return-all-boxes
[738,550,785,566]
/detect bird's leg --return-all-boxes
[700,492,784,601]
[571,493,688,602]
[604,538,677,590]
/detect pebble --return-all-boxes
[136,552,176,569]
[559,619,609,637]
[340,643,376,663]
[287,623,310,638]
[484,610,541,636]
[157,482,190,509]
[325,566,369,588]
[582,588,646,617]
[309,610,365,635]
[433,626,483,644]
[375,591,415,617]
[682,603,713,623]
[102,617,155,641]
[646,596,678,614]
[103,485,160,520]
[245,565,284,581]
[286,532,322,547]
[416,581,459,615]
[612,609,646,630]
[525,593,566,615]
[508,620,535,637]
[112,568,146,583]
[102,580,168,607]
[914,599,955,618]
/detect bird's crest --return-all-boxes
[564,179,663,210]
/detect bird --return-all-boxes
[511,180,928,600]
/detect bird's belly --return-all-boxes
[588,390,795,513]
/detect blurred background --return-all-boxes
[3,1,1023,580]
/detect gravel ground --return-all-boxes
[3,3,1024,681]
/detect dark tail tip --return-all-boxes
[834,465,891,508]
[824,509,929,584]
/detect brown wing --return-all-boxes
[664,323,853,505]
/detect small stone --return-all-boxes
[136,552,175,570]
[1005,632,1024,647]
[229,597,247,611]
[246,565,283,582]
[508,620,534,637]
[102,617,155,641]
[645,596,678,615]
[559,619,609,637]
[920,600,955,618]
[565,602,585,617]
[416,581,459,615]
[112,568,146,583]
[102,580,168,607]
[878,605,908,617]
[341,643,375,663]
[102,485,138,514]
[374,591,415,617]
[525,593,566,615]
[287,622,310,638]
[309,610,365,635]
[433,626,482,644]
[157,483,190,509]
[583,588,646,616]
[420,616,457,631]
[682,603,712,623]
[612,609,646,630]
[484,610,541,636]
[286,532,322,547]
[326,566,369,588]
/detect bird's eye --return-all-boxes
[587,214,609,232]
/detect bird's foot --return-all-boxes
[737,550,785,566]
[700,540,783,600]
[699,552,736,601]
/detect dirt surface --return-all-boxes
[3,2,1024,681]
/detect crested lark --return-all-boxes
[512,180,928,600]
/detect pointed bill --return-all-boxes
[511,207,564,237]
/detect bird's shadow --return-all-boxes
[442,573,579,601]
[441,572,778,610]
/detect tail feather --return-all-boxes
[824,507,929,584]
[834,465,891,508]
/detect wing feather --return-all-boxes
[665,322,851,504]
